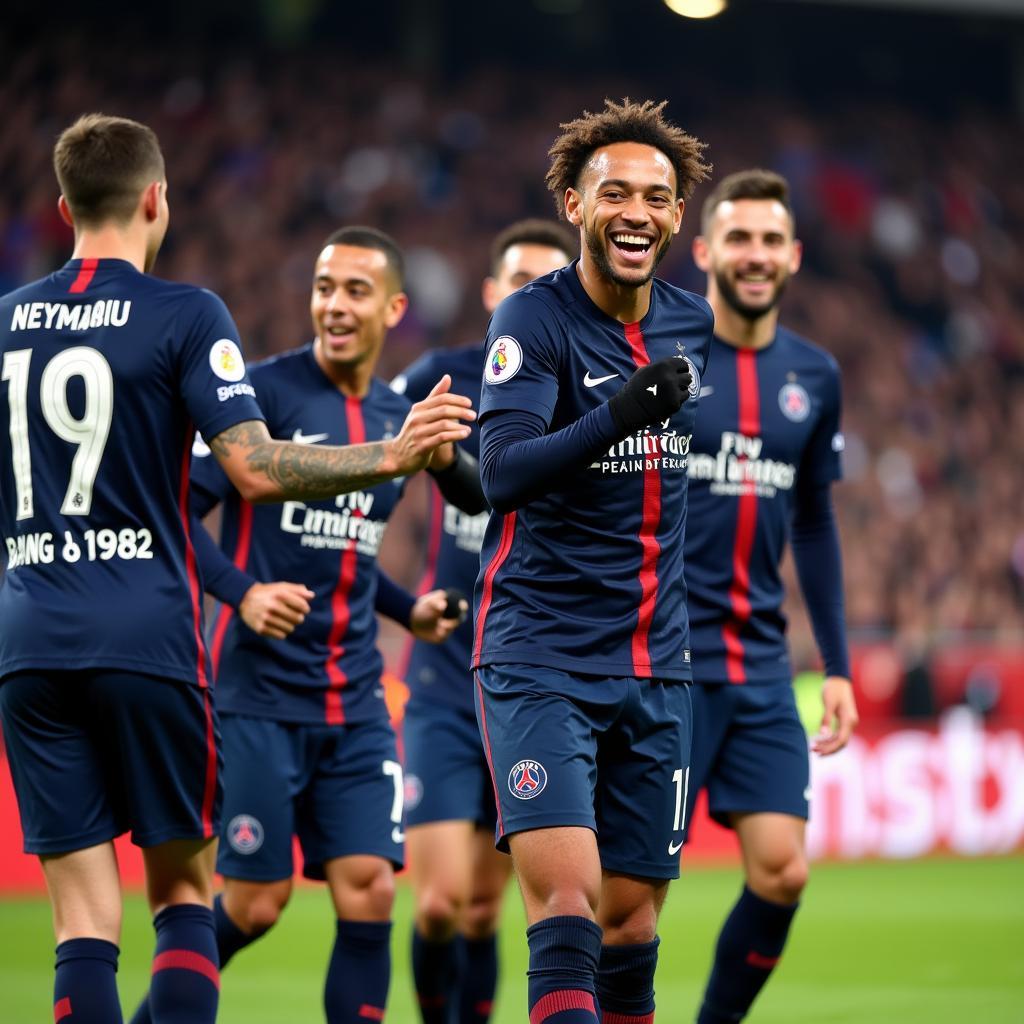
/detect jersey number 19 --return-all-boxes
[2,346,113,521]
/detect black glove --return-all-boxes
[442,587,469,623]
[607,356,692,435]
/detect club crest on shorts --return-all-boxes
[227,814,264,854]
[779,382,810,422]
[508,759,547,800]
[484,336,523,385]
[404,774,424,812]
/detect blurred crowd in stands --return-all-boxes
[2,35,1022,702]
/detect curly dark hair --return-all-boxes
[546,98,711,220]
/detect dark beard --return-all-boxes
[584,226,672,289]
[715,268,788,321]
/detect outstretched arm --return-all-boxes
[208,376,474,503]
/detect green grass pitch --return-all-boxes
[1,857,1021,1022]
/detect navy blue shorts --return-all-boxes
[685,681,810,833]
[0,671,220,855]
[216,712,405,882]
[403,697,496,830]
[474,664,692,880]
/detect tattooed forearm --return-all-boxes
[247,440,390,500]
[208,419,399,501]
[208,420,272,459]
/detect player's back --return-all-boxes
[0,257,261,687]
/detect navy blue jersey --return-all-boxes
[684,328,843,684]
[0,258,263,686]
[391,343,485,709]
[472,263,712,681]
[192,344,411,725]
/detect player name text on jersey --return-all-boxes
[10,300,131,332]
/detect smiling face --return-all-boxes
[565,141,684,289]
[695,197,802,321]
[310,243,407,376]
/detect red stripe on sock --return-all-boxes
[417,994,447,1008]
[474,1000,495,1015]
[54,997,72,1022]
[358,1005,385,1021]
[152,949,221,989]
[529,989,597,1024]
[603,1013,654,1024]
[68,258,97,293]
[746,950,780,970]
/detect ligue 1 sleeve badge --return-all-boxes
[508,759,548,800]
[210,338,246,382]
[484,336,523,385]
[779,382,811,422]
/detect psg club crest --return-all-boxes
[404,774,424,812]
[683,355,700,399]
[227,814,264,854]
[508,759,547,800]
[484,336,523,385]
[778,382,811,422]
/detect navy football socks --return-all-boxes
[324,919,391,1024]
[526,915,602,1024]
[411,929,459,1023]
[459,934,499,1023]
[696,886,798,1023]
[54,937,122,1023]
[128,893,262,1024]
[596,938,659,1023]
[147,904,220,1024]
[213,892,264,968]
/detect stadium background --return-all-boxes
[1,0,1022,1020]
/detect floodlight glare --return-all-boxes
[663,0,727,18]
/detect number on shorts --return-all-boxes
[382,759,403,824]
[672,766,690,832]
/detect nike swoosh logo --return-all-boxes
[584,371,619,388]
[699,385,714,398]
[391,826,405,844]
[291,429,329,445]
[668,839,684,855]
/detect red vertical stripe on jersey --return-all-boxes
[324,397,365,725]
[723,349,761,684]
[624,321,662,677]
[68,257,98,293]
[209,499,254,675]
[200,689,217,839]
[472,511,517,664]
[475,673,505,847]
[179,426,209,689]
[398,486,444,681]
